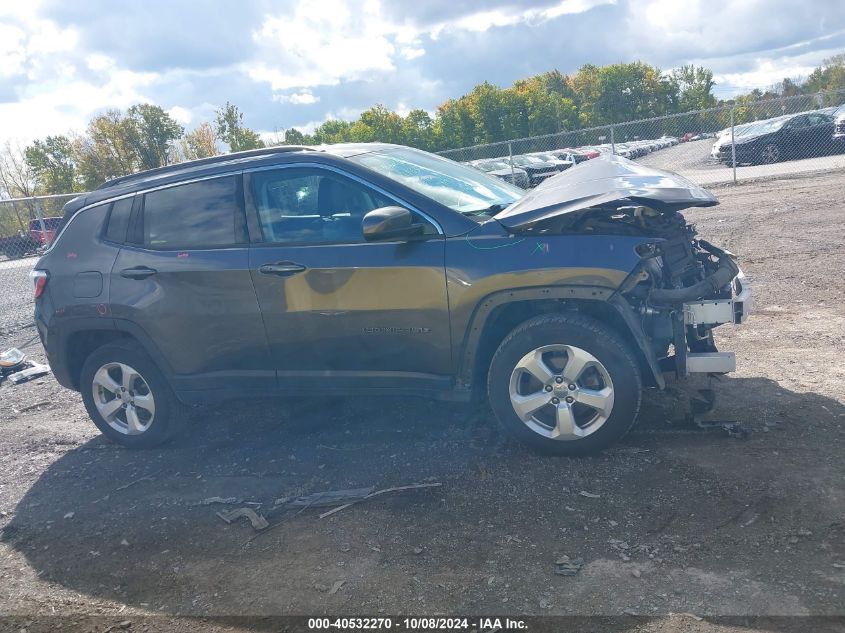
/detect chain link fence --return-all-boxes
[439,89,845,189]
[0,193,81,336]
[2,89,845,338]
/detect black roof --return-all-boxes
[61,146,316,220]
[97,146,313,190]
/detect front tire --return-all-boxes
[80,341,185,448]
[488,314,642,456]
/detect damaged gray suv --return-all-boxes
[32,144,750,455]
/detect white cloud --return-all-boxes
[167,105,193,125]
[401,46,426,60]
[273,91,320,105]
[247,0,397,91]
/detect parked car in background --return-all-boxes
[0,228,40,259]
[718,111,836,165]
[471,159,530,188]
[832,103,845,144]
[573,147,602,159]
[529,152,575,171]
[29,217,63,246]
[552,149,590,164]
[509,155,560,186]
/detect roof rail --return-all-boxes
[96,145,314,190]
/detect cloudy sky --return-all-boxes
[1,0,843,143]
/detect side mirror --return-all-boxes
[362,206,423,241]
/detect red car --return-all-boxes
[29,217,62,246]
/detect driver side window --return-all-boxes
[251,168,401,245]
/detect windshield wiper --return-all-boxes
[462,202,510,216]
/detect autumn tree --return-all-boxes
[181,122,219,160]
[0,142,38,233]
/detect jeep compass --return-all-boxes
[32,144,750,455]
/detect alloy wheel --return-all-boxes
[761,144,780,164]
[92,362,156,435]
[508,344,614,441]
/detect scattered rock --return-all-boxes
[120,539,129,546]
[631,568,641,578]
[63,511,74,519]
[328,580,345,595]
[412,547,423,555]
[554,555,584,576]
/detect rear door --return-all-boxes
[245,165,451,394]
[109,174,274,393]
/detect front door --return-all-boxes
[245,166,451,393]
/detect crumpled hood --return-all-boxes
[494,154,718,229]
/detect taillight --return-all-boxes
[31,269,48,299]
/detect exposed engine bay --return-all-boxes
[523,201,751,377]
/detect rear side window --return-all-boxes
[104,197,133,243]
[141,176,240,249]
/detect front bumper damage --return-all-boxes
[682,269,752,374]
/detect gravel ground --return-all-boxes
[0,170,844,632]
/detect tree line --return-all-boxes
[2,55,844,210]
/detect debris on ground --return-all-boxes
[328,580,345,595]
[579,491,601,498]
[63,511,74,519]
[554,555,584,576]
[188,496,243,506]
[6,362,51,385]
[0,347,26,374]
[284,487,376,508]
[16,400,50,413]
[216,507,269,531]
[317,482,443,518]
[114,473,158,492]
[103,621,133,632]
[693,418,749,439]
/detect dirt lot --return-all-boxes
[1,170,844,632]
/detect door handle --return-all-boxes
[120,266,157,279]
[258,261,307,276]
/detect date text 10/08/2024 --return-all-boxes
[307,617,528,630]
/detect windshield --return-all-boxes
[349,147,523,214]
[752,118,788,134]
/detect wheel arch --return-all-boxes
[63,319,174,390]
[457,287,663,397]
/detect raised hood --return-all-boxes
[494,154,717,230]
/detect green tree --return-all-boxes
[671,65,717,111]
[402,109,435,149]
[435,98,476,149]
[25,135,78,194]
[127,104,184,169]
[215,102,265,152]
[283,128,308,145]
[312,120,352,144]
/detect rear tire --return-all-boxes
[488,313,642,456]
[80,340,185,448]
